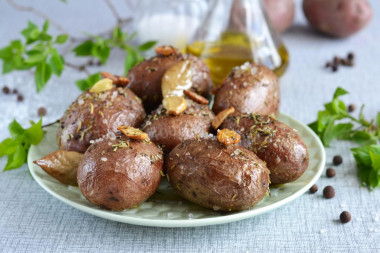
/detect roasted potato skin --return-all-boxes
[213,63,280,116]
[57,86,146,153]
[303,0,372,38]
[127,53,212,112]
[221,114,309,185]
[77,135,163,211]
[142,99,215,152]
[166,138,270,211]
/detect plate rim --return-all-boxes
[27,113,325,227]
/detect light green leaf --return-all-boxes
[35,62,52,92]
[25,50,45,64]
[333,87,348,99]
[73,40,94,56]
[138,41,157,52]
[75,72,101,91]
[48,48,64,76]
[9,120,24,138]
[124,47,138,75]
[42,20,49,33]
[3,145,26,171]
[55,34,68,44]
[24,119,44,145]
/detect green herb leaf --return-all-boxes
[55,34,69,44]
[35,61,52,92]
[138,41,157,52]
[333,87,348,99]
[1,119,44,171]
[124,47,138,75]
[75,72,101,91]
[352,145,380,190]
[73,40,94,56]
[48,48,64,76]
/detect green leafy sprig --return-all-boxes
[0,21,68,92]
[309,87,380,190]
[0,119,44,171]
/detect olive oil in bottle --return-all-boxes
[186,0,289,86]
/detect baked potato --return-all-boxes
[127,47,213,112]
[213,62,280,116]
[77,133,163,211]
[221,113,309,185]
[166,138,270,211]
[142,99,215,152]
[57,85,146,153]
[303,0,372,38]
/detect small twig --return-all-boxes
[7,0,69,35]
[42,119,59,128]
[103,0,123,25]
[65,61,92,75]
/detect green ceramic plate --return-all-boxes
[28,113,325,227]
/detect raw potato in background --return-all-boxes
[264,0,295,33]
[303,0,372,38]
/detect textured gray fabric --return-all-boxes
[0,0,380,252]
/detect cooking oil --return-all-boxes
[186,31,289,86]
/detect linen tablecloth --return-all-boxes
[1,0,379,252]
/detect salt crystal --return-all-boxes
[90,140,95,144]
[101,157,107,162]
[185,152,190,156]
[78,99,84,105]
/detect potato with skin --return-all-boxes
[142,99,215,153]
[221,113,309,185]
[77,134,164,211]
[213,62,280,116]
[127,51,213,112]
[166,138,270,212]
[264,0,295,33]
[303,0,372,38]
[34,150,83,186]
[57,86,146,153]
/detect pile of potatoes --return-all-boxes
[35,46,309,212]
[264,0,372,38]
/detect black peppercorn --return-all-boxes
[2,86,10,94]
[347,52,354,60]
[323,186,335,199]
[12,89,18,94]
[37,107,47,116]
[326,168,336,178]
[333,155,343,165]
[325,62,332,68]
[309,184,318,194]
[333,56,340,64]
[332,65,338,72]
[340,211,351,223]
[17,94,24,102]
[348,104,356,112]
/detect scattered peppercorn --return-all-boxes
[333,56,340,64]
[309,184,318,194]
[323,186,335,199]
[17,94,24,102]
[340,211,351,223]
[325,62,332,68]
[332,65,338,72]
[348,104,356,112]
[325,52,355,72]
[2,86,10,94]
[347,52,354,60]
[37,107,47,116]
[326,168,336,178]
[12,89,18,94]
[333,155,343,165]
